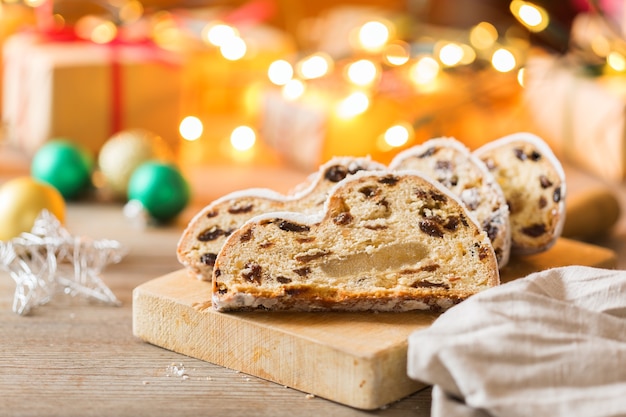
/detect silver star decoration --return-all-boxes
[0,210,127,315]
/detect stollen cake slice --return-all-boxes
[474,132,566,255]
[177,157,386,280]
[212,170,500,312]
[389,137,511,268]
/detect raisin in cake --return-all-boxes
[212,170,500,312]
[389,137,511,268]
[177,157,386,280]
[474,132,566,254]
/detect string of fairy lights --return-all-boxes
[177,1,554,155]
[2,0,624,158]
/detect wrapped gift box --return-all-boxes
[524,54,626,182]
[260,68,531,171]
[2,31,183,155]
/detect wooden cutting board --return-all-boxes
[132,238,617,410]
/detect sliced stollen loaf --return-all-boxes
[474,132,566,255]
[389,137,511,268]
[177,157,386,280]
[212,170,500,312]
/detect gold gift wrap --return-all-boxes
[2,32,183,155]
[525,55,626,182]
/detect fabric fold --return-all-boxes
[407,266,626,417]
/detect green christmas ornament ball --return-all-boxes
[31,139,94,200]
[127,162,190,222]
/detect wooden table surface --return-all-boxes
[2,202,438,417]
[1,149,625,417]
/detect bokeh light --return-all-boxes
[510,0,549,32]
[268,60,294,85]
[179,116,203,141]
[203,22,238,47]
[346,59,378,86]
[358,20,390,52]
[230,126,256,151]
[470,22,498,49]
[384,124,412,147]
[608,51,626,71]
[298,53,333,79]
[383,41,410,66]
[410,56,440,85]
[282,79,306,100]
[438,42,464,66]
[220,36,247,60]
[491,48,516,72]
[336,92,370,118]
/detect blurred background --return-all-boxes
[1,0,624,205]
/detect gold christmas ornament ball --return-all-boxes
[97,129,174,197]
[0,177,66,241]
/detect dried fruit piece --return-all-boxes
[197,226,227,242]
[325,165,349,182]
[242,262,263,284]
[200,253,217,266]
[278,220,310,233]
[228,202,254,214]
[419,220,444,238]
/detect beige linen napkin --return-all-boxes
[407,266,626,417]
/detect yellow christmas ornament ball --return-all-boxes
[0,177,66,241]
[97,129,174,198]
